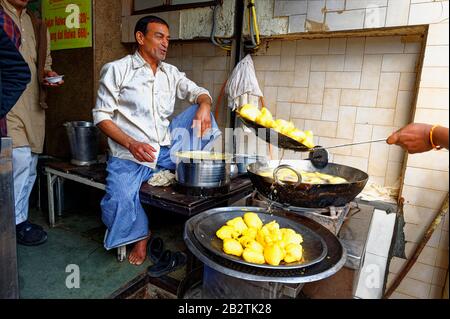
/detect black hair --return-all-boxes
[134,15,169,42]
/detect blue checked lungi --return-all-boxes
[101,104,221,249]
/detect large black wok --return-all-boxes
[247,160,368,208]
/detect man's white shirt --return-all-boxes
[93,51,211,169]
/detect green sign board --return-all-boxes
[42,0,92,51]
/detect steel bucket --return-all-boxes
[64,121,99,166]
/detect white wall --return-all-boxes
[251,35,422,188]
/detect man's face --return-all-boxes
[7,0,29,9]
[137,22,170,63]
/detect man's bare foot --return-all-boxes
[128,237,150,265]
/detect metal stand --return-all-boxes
[44,166,126,262]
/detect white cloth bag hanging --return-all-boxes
[225,54,263,111]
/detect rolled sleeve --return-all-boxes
[93,63,122,125]
[175,70,212,105]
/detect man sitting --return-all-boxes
[93,15,218,265]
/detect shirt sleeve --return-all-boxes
[92,62,122,125]
[174,68,212,105]
[44,29,52,71]
[0,29,31,118]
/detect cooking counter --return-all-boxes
[43,161,254,220]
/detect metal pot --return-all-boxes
[175,151,233,188]
[247,160,369,208]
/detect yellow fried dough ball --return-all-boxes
[239,237,264,253]
[238,104,261,122]
[329,176,347,184]
[243,213,263,230]
[257,221,279,246]
[256,228,267,246]
[222,238,243,257]
[299,130,314,148]
[255,107,274,128]
[302,137,315,149]
[284,243,303,263]
[239,235,255,247]
[273,119,295,135]
[246,240,264,253]
[241,227,258,239]
[287,129,307,143]
[226,217,248,236]
[264,220,280,232]
[266,221,282,241]
[280,228,303,246]
[216,225,238,240]
[218,216,307,266]
[264,243,284,266]
[242,248,266,264]
[308,177,324,184]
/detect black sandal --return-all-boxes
[148,237,164,264]
[147,250,187,277]
[16,221,47,246]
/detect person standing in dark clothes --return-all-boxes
[1,0,62,246]
[0,7,30,137]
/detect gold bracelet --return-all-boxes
[430,124,442,150]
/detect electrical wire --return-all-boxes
[245,0,261,51]
[210,2,232,51]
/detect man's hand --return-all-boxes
[97,120,157,162]
[43,70,64,87]
[192,95,212,137]
[128,141,157,162]
[387,123,433,154]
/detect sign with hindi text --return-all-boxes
[42,0,92,51]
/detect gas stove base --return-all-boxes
[248,191,352,235]
[178,266,304,299]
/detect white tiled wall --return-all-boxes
[397,14,449,299]
[252,13,449,299]
[252,35,420,189]
[164,42,232,129]
[154,0,449,299]
[250,3,449,298]
[266,0,449,35]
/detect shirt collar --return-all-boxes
[1,0,27,19]
[132,51,166,72]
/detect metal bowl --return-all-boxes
[233,154,267,174]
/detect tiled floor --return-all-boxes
[18,206,187,299]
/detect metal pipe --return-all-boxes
[0,137,19,299]
[229,0,246,154]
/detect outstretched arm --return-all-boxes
[387,123,449,153]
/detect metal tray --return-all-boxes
[238,116,310,152]
[193,207,328,269]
